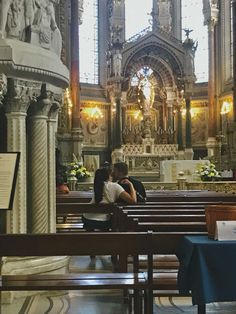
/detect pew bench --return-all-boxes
[150,232,207,314]
[56,203,120,233]
[0,233,151,314]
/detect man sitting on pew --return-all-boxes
[112,162,147,203]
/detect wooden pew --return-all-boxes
[0,232,207,314]
[118,206,208,233]
[56,203,120,233]
[0,232,151,314]
[150,232,207,314]
[56,191,92,203]
[117,206,208,313]
[147,190,236,202]
[56,190,236,203]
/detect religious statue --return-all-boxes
[32,0,62,57]
[0,0,62,57]
[113,50,122,77]
[0,0,12,38]
[183,28,193,39]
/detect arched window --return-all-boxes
[182,0,208,82]
[79,0,99,84]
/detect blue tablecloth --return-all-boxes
[176,236,236,305]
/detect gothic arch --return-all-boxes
[123,43,184,90]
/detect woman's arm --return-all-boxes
[119,179,137,204]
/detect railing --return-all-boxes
[75,180,236,192]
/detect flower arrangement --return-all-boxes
[67,161,91,181]
[196,163,221,181]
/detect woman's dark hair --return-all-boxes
[94,167,111,204]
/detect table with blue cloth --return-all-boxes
[176,236,236,313]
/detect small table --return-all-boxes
[176,236,236,314]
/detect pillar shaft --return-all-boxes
[177,107,183,151]
[47,103,59,233]
[233,0,236,121]
[29,101,51,233]
[185,97,192,148]
[6,111,27,233]
[115,97,122,148]
[208,21,216,137]
[4,78,32,233]
[71,0,81,130]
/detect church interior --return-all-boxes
[1,0,236,313]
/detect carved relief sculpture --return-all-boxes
[0,0,62,57]
[32,0,62,56]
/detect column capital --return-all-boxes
[4,79,41,113]
[29,84,53,117]
[48,102,60,120]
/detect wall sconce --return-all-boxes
[220,101,231,115]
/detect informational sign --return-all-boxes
[0,152,20,210]
[215,220,236,241]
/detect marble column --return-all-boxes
[208,20,216,138]
[71,0,83,158]
[115,97,122,149]
[4,79,35,233]
[177,105,184,159]
[203,0,219,156]
[29,86,51,233]
[167,101,174,143]
[185,95,194,160]
[233,0,236,121]
[47,102,59,233]
[121,91,127,132]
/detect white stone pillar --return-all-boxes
[203,0,219,156]
[4,79,34,233]
[47,102,59,233]
[29,94,51,233]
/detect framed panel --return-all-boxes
[0,152,20,210]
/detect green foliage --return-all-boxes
[196,163,221,181]
[67,162,91,181]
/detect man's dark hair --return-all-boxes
[113,162,128,176]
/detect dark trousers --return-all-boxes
[82,216,112,231]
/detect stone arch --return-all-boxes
[122,43,184,91]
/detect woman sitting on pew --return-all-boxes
[82,167,137,231]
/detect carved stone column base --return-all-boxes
[1,256,69,303]
[177,150,185,160]
[206,137,217,157]
[185,148,194,160]
[111,148,124,164]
